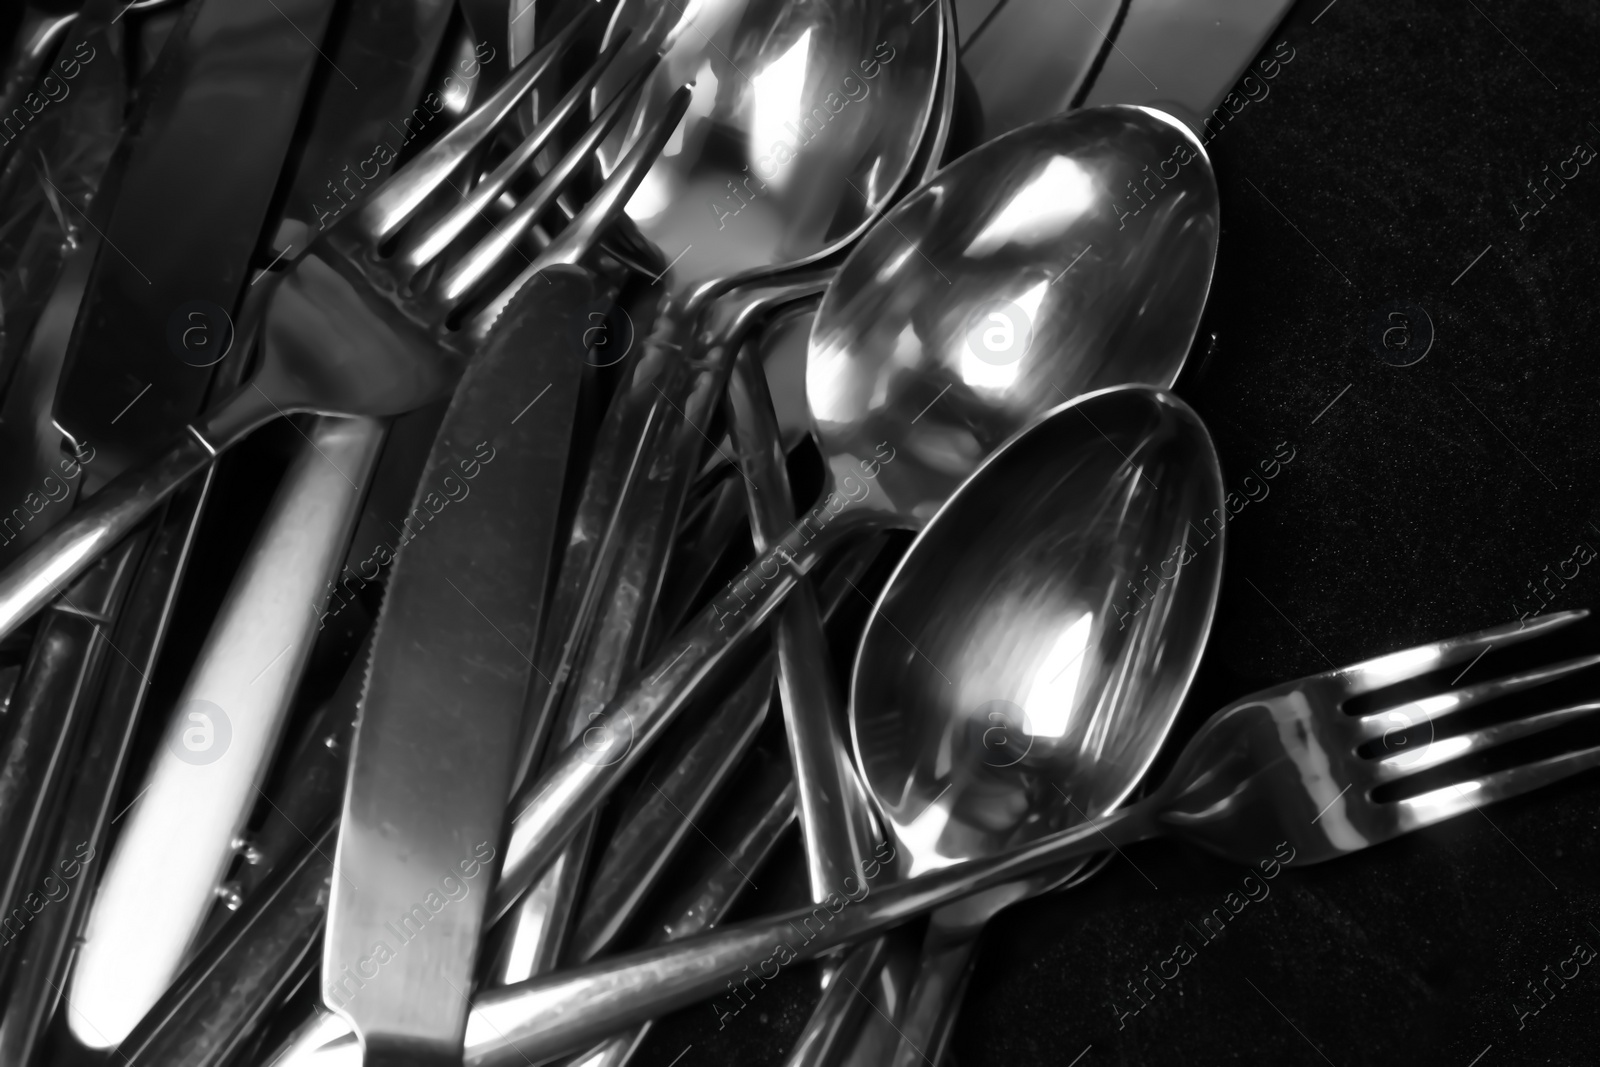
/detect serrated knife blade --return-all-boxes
[324,266,598,1067]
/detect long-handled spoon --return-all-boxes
[514,0,945,780]
[463,383,1225,1061]
[492,102,1220,917]
[493,0,946,979]
[851,387,1222,1065]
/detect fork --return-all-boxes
[459,609,1600,1062]
[0,0,688,642]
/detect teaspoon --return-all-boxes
[492,103,1219,914]
[465,384,1226,1061]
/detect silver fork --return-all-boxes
[460,609,1600,1062]
[0,2,687,641]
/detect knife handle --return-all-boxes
[66,415,382,1049]
[0,422,216,642]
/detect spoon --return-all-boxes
[492,103,1219,914]
[488,0,944,996]
[465,384,1226,1061]
[851,384,1223,1064]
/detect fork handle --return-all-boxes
[0,425,214,641]
[472,803,1159,1063]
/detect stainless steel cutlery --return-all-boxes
[0,3,1593,1065]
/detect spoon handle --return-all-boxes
[473,803,1157,1062]
[491,501,890,920]
[726,343,882,903]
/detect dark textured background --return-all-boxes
[633,1,1600,1064]
[4,0,1598,1064]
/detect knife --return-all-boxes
[66,415,383,1046]
[955,0,1296,140]
[49,0,342,504]
[325,266,598,1066]
[0,468,214,1065]
[0,0,129,569]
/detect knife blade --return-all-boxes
[50,0,342,502]
[0,0,129,569]
[325,266,598,1066]
[954,0,1295,142]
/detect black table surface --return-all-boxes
[631,1,1600,1064]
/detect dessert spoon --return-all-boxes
[493,102,1220,914]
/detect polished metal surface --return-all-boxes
[810,104,1218,526]
[955,0,1295,143]
[728,346,881,902]
[1079,0,1299,133]
[465,598,1600,1063]
[324,268,599,1065]
[0,32,685,643]
[445,384,1226,1057]
[851,381,1222,1063]
[492,104,1219,917]
[595,0,944,294]
[67,417,381,1047]
[493,0,948,961]
[851,385,1220,870]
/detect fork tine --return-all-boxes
[353,0,600,244]
[396,32,634,276]
[1354,652,1600,742]
[1337,609,1589,697]
[465,84,692,341]
[1393,740,1600,835]
[1373,699,1600,780]
[435,60,658,309]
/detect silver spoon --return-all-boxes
[464,383,1226,1061]
[851,386,1223,1065]
[487,0,945,999]
[493,102,1219,916]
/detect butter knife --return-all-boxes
[324,266,597,1066]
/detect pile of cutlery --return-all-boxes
[0,1,1593,1065]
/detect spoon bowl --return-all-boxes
[852,384,1224,873]
[809,104,1218,524]
[596,0,944,293]
[491,110,1220,915]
